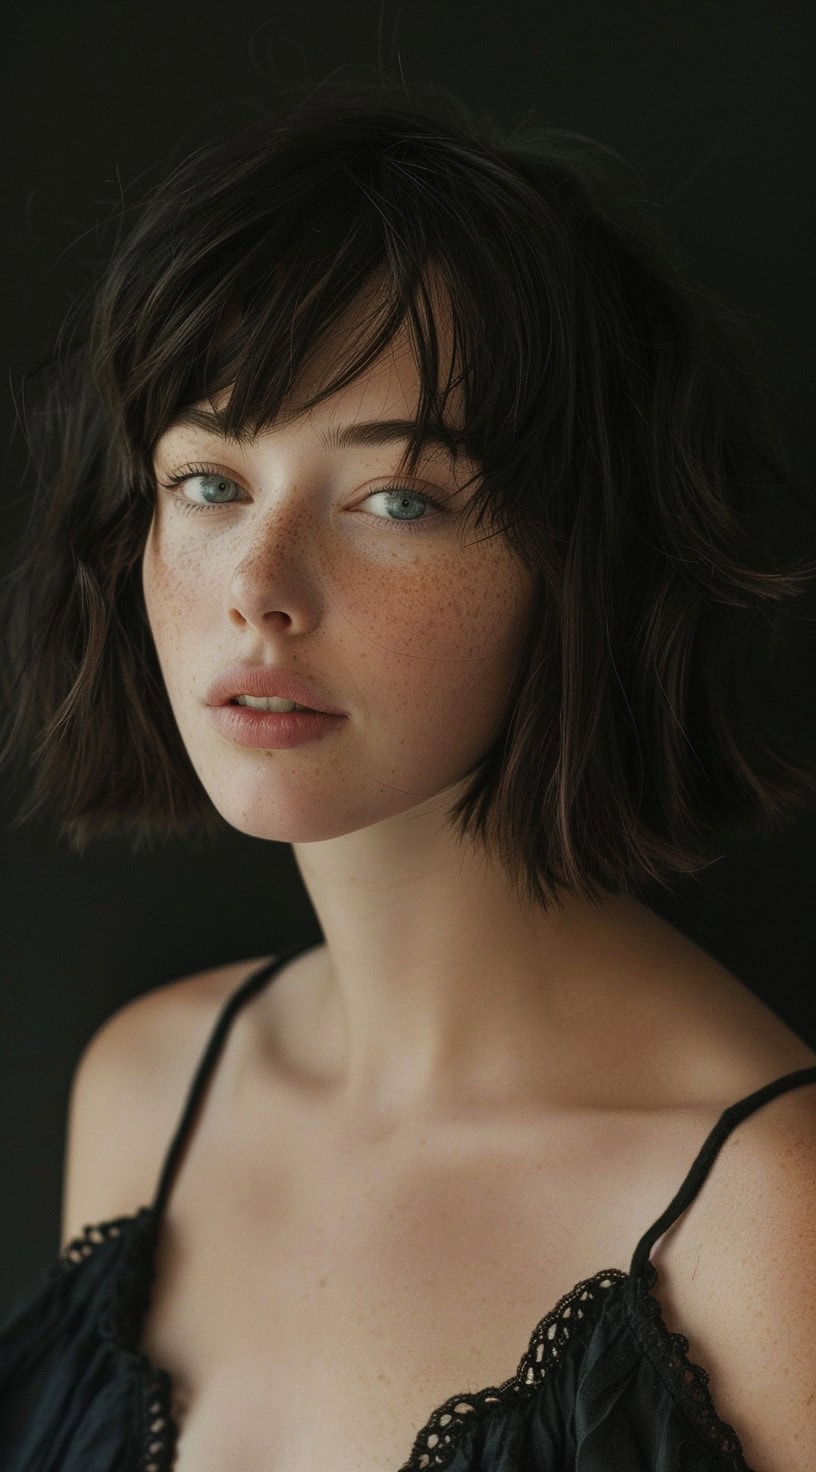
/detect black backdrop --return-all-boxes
[1,0,814,1322]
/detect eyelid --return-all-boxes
[155,458,455,504]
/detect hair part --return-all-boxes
[2,72,815,913]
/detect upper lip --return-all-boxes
[205,663,346,714]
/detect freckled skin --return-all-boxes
[142,319,537,845]
[142,287,684,1127]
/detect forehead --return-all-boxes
[287,265,461,418]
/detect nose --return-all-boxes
[225,508,319,634]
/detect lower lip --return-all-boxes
[208,703,346,748]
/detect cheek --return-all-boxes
[140,515,205,679]
[324,539,534,735]
[142,510,212,612]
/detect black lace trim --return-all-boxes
[58,1209,157,1342]
[398,1268,627,1471]
[138,1364,178,1472]
[58,1209,180,1470]
[626,1258,750,1469]
[57,1216,129,1272]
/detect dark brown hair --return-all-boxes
[2,74,814,913]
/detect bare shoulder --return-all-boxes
[654,1051,816,1269]
[60,954,275,1249]
[635,914,816,1108]
[650,1064,816,1471]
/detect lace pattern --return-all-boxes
[59,1210,156,1340]
[58,1210,180,1470]
[138,1366,177,1472]
[627,1258,749,1468]
[399,1268,627,1470]
[58,1217,125,1269]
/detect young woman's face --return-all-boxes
[141,313,538,842]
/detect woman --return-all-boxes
[0,76,814,1472]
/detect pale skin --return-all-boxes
[142,299,694,1124]
[136,297,816,1470]
[143,303,631,1125]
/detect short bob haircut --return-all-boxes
[1,74,815,915]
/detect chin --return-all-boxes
[200,773,450,845]
[196,779,360,844]
[204,794,344,844]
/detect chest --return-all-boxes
[136,1107,706,1472]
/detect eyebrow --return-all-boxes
[160,406,465,458]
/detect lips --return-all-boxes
[204,663,345,716]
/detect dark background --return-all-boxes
[1,0,814,1322]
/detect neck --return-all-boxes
[286,795,663,1125]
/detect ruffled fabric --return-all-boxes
[0,1209,753,1472]
[401,1269,626,1470]
[401,1265,753,1472]
[0,1208,177,1471]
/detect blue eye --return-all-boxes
[156,463,448,532]
[361,486,445,529]
[157,466,240,509]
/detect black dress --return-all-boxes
[1,937,814,1471]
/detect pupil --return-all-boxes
[204,476,230,501]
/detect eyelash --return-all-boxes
[155,462,447,534]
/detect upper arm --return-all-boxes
[59,958,269,1251]
[654,1081,816,1472]
[59,982,184,1250]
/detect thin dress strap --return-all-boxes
[150,938,316,1221]
[628,1063,816,1282]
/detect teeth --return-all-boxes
[233,695,315,712]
